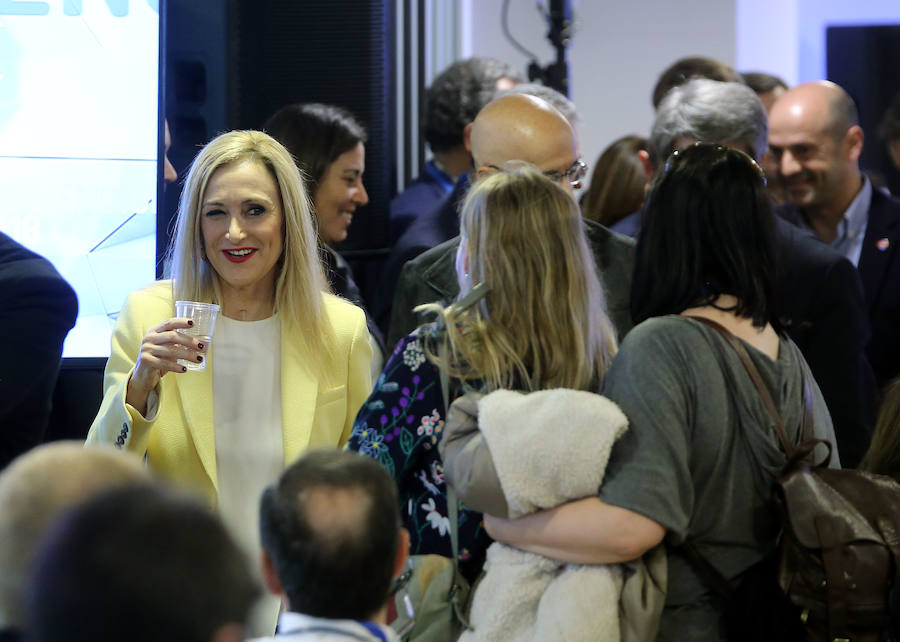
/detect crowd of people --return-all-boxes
[2,52,900,642]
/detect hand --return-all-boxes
[126,318,205,414]
[482,514,512,543]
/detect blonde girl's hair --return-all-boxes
[859,378,900,483]
[167,130,333,364]
[422,162,617,392]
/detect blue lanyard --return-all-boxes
[423,160,455,194]
[358,621,390,642]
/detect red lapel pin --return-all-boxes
[876,238,890,252]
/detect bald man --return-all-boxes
[0,443,147,641]
[385,94,635,347]
[770,81,900,387]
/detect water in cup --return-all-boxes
[174,301,219,372]
[177,333,211,371]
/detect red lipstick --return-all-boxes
[222,248,257,263]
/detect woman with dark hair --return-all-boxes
[581,135,648,228]
[264,103,384,372]
[483,144,839,640]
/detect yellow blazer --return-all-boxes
[86,281,372,507]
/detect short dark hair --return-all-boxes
[632,143,779,329]
[263,103,367,190]
[741,71,788,95]
[424,57,523,153]
[259,449,401,621]
[652,56,744,109]
[27,484,258,642]
[879,92,900,142]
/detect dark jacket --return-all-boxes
[0,232,77,469]
[373,175,469,334]
[771,218,877,466]
[389,160,455,243]
[780,187,900,389]
[386,219,637,349]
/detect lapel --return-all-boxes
[858,189,900,310]
[279,320,318,465]
[176,357,217,491]
[423,239,460,303]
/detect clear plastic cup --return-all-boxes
[174,301,220,371]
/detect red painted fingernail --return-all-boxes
[182,366,187,372]
[187,319,194,326]
[196,355,203,363]
[197,342,205,350]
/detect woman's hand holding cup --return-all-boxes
[126,318,206,415]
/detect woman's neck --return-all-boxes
[218,283,276,321]
[681,295,779,361]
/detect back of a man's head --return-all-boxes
[0,443,147,631]
[650,78,768,169]
[469,94,578,191]
[27,483,258,642]
[495,82,579,128]
[259,449,402,622]
[652,55,744,109]
[424,57,523,153]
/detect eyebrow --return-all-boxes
[202,196,273,208]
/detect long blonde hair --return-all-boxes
[167,130,333,364]
[424,163,617,392]
[860,378,900,483]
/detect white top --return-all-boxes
[248,611,400,642]
[212,314,284,635]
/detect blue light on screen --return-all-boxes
[0,0,160,358]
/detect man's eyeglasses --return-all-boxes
[484,158,588,189]
[543,158,588,189]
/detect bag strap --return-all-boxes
[686,316,799,460]
[437,338,472,630]
[677,315,812,598]
[437,342,461,565]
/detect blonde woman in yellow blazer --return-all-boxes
[87,280,371,506]
[86,130,372,635]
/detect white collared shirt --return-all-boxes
[248,611,400,642]
[798,178,872,266]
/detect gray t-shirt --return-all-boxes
[600,315,838,640]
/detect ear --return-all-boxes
[637,149,653,185]
[394,528,411,578]
[208,623,245,642]
[463,122,474,155]
[845,125,864,163]
[260,550,284,597]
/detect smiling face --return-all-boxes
[767,84,863,216]
[313,142,368,245]
[200,159,284,306]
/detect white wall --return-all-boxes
[459,0,900,186]
[461,0,737,183]
[737,0,900,84]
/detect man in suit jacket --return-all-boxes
[770,81,900,389]
[387,93,636,348]
[641,78,876,466]
[0,233,77,470]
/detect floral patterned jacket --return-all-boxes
[348,328,490,577]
